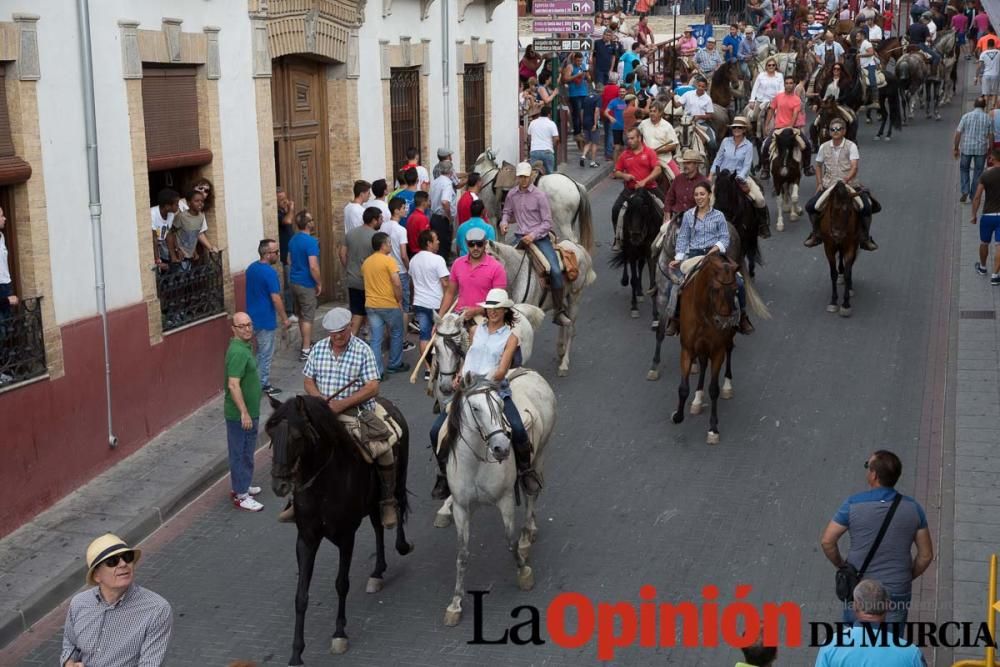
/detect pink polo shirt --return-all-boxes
[450,254,508,312]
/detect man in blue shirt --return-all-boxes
[738,27,756,80]
[593,30,620,86]
[288,211,322,361]
[619,44,641,81]
[455,200,497,256]
[722,24,742,64]
[395,166,419,227]
[245,239,289,396]
[605,86,628,162]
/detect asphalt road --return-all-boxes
[10,91,962,667]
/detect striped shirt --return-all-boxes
[694,48,723,75]
[303,335,380,410]
[61,585,172,667]
[675,207,730,260]
[957,108,992,156]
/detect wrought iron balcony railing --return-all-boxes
[0,295,47,388]
[156,252,226,332]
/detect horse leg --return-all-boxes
[840,250,856,317]
[331,532,357,655]
[366,513,387,594]
[721,342,734,399]
[776,187,786,232]
[289,531,322,666]
[672,348,692,424]
[444,501,471,626]
[648,318,666,381]
[837,252,845,285]
[791,183,801,219]
[691,355,708,416]
[500,492,534,591]
[630,259,640,319]
[620,262,629,288]
[826,245,840,313]
[434,495,454,528]
[557,297,576,377]
[706,351,725,445]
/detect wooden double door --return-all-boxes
[272,56,335,300]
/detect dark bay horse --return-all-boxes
[670,253,740,445]
[610,188,662,319]
[769,128,804,231]
[267,395,413,664]
[710,61,745,115]
[712,169,763,279]
[871,71,904,141]
[818,181,861,316]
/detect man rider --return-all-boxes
[909,13,941,66]
[302,307,399,528]
[803,119,879,250]
[709,116,772,238]
[637,100,680,192]
[678,76,718,154]
[439,227,507,321]
[665,149,710,218]
[611,127,663,251]
[499,162,572,326]
[762,75,815,177]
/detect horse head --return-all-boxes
[266,394,347,498]
[711,169,742,214]
[431,311,468,401]
[624,188,657,248]
[821,181,860,243]
[451,373,511,463]
[694,253,740,328]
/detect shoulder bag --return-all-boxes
[835,492,902,602]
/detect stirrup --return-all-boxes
[738,313,755,335]
[861,238,878,251]
[431,475,450,500]
[803,233,822,247]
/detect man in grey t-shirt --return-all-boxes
[820,450,934,623]
[339,207,380,334]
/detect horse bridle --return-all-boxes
[457,383,510,463]
[435,330,466,379]
[270,412,334,492]
[705,258,741,330]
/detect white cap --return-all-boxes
[515,162,532,177]
[322,307,352,332]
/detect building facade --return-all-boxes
[0,0,517,537]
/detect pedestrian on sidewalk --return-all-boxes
[456,200,496,257]
[581,84,603,168]
[246,238,289,396]
[970,146,1000,283]
[225,312,265,511]
[344,179,371,234]
[276,188,296,318]
[341,206,380,335]
[601,72,622,161]
[365,178,391,224]
[527,106,560,175]
[819,450,934,623]
[289,210,322,361]
[62,534,172,667]
[406,190,432,257]
[430,161,457,263]
[384,196,414,343]
[362,231,409,377]
[955,96,992,203]
[409,229,449,380]
[456,172,487,225]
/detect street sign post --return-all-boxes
[532,19,594,33]
[531,37,593,53]
[531,0,596,15]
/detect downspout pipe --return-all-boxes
[77,0,118,448]
[441,0,451,153]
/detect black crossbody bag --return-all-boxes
[835,493,902,602]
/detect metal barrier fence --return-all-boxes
[0,296,47,388]
[156,252,225,332]
[953,553,1000,667]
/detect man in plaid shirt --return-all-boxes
[303,307,399,528]
[955,96,993,203]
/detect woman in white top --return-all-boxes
[750,57,784,109]
[429,289,541,499]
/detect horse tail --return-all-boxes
[888,84,902,130]
[608,247,627,269]
[574,180,595,252]
[741,267,771,320]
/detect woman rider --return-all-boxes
[663,182,754,336]
[429,289,542,500]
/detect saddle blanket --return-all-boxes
[339,402,403,464]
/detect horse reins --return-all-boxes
[456,384,510,464]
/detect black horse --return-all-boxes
[712,169,763,279]
[610,188,662,319]
[267,395,413,665]
[870,71,904,142]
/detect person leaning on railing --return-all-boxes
[0,204,18,317]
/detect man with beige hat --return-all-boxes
[62,534,172,666]
[665,149,710,218]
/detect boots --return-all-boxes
[803,214,823,247]
[804,163,815,177]
[859,215,878,251]
[755,204,772,239]
[512,437,542,496]
[377,463,398,528]
[431,439,450,499]
[551,287,572,326]
[738,312,755,334]
[664,292,680,336]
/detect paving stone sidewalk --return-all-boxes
[0,158,612,652]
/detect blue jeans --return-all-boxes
[367,307,404,376]
[517,234,564,289]
[429,391,528,452]
[961,153,986,197]
[414,305,435,341]
[603,118,614,158]
[255,328,276,387]
[569,95,585,136]
[226,418,258,495]
[400,273,411,310]
[918,44,941,65]
[529,150,556,175]
[843,594,911,624]
[865,64,877,92]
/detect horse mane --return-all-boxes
[442,374,499,458]
[268,395,363,467]
[609,189,658,268]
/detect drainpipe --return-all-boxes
[441,0,452,153]
[77,0,118,449]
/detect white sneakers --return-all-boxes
[234,494,264,512]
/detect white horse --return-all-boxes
[440,372,556,627]
[486,239,596,377]
[429,304,545,530]
[473,150,594,252]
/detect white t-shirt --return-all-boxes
[680,90,715,117]
[750,71,784,103]
[381,218,409,274]
[408,250,450,309]
[527,116,559,153]
[981,49,1000,78]
[927,20,937,40]
[0,231,10,285]
[859,40,876,68]
[868,24,883,41]
[415,165,430,188]
[365,199,391,226]
[150,205,174,237]
[344,202,366,234]
[638,117,679,169]
[430,175,456,217]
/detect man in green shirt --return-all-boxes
[225,312,264,512]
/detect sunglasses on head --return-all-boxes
[467,240,485,248]
[102,550,136,568]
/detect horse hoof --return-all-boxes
[330,637,349,654]
[637,295,645,303]
[647,369,660,381]
[366,577,384,594]
[650,319,659,330]
[434,512,453,528]
[706,431,720,445]
[721,387,734,400]
[557,368,568,377]
[671,410,683,424]
[826,304,839,313]
[630,309,639,319]
[690,402,703,416]
[518,566,535,591]
[884,137,891,142]
[620,276,629,287]
[839,307,852,318]
[873,135,880,141]
[776,221,784,232]
[444,609,462,627]
[397,541,414,556]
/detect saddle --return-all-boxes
[525,235,580,283]
[813,182,866,212]
[767,128,807,163]
[338,403,403,464]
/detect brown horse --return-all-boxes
[818,181,861,316]
[670,253,740,445]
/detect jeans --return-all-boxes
[367,307,404,376]
[603,118,614,158]
[529,150,556,175]
[414,305,435,341]
[255,328,276,387]
[843,595,911,624]
[569,95,585,136]
[960,153,986,197]
[918,44,941,65]
[865,64,877,92]
[226,417,258,495]
[594,68,610,86]
[517,234,564,289]
[430,213,453,263]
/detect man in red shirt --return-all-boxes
[456,172,488,225]
[601,73,622,160]
[611,127,662,250]
[406,191,431,257]
[762,76,814,177]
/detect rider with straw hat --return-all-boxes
[429,288,541,500]
[710,116,771,238]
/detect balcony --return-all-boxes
[0,296,47,388]
[156,253,225,332]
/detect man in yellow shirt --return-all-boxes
[361,231,409,377]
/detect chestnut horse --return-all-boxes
[818,181,862,316]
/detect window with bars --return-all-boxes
[389,68,422,178]
[463,64,487,173]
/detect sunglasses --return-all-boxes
[467,240,486,248]
[830,126,845,132]
[102,550,136,568]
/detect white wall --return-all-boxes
[0,1,263,325]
